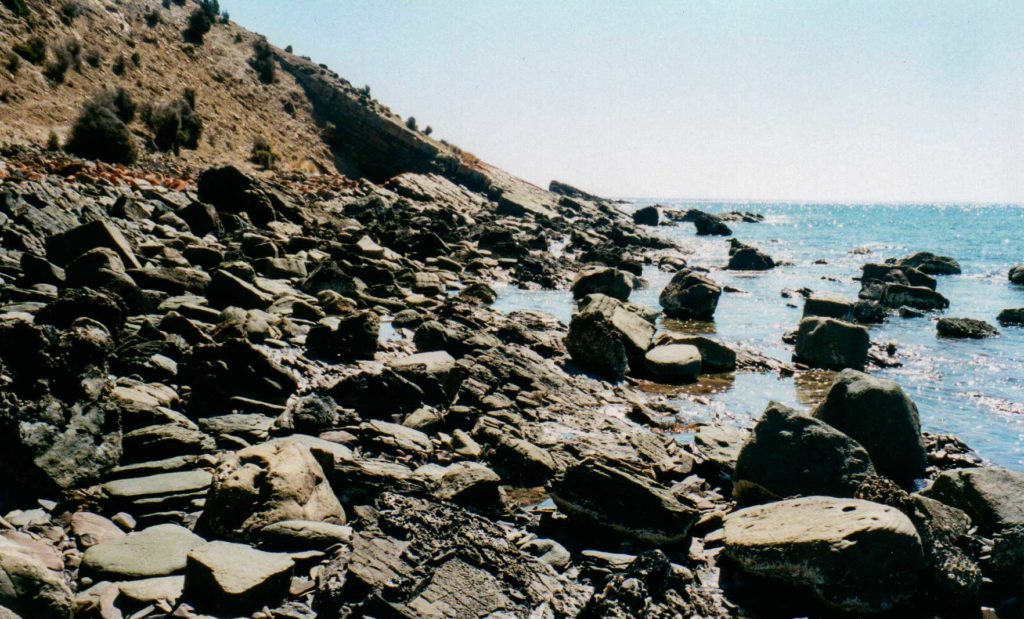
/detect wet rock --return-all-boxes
[632,205,659,226]
[82,523,205,580]
[687,210,732,236]
[644,344,702,383]
[733,401,875,502]
[723,496,924,614]
[659,269,721,320]
[812,369,927,485]
[0,542,72,619]
[861,263,936,294]
[936,317,999,339]
[880,283,949,311]
[794,316,869,370]
[653,333,736,372]
[726,239,775,271]
[305,311,379,360]
[892,251,962,275]
[183,541,294,613]
[198,439,344,542]
[997,308,1024,326]
[922,467,1024,535]
[552,459,698,545]
[1009,265,1024,285]
[570,266,633,302]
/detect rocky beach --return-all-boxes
[2,1,1024,618]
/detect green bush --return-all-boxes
[183,8,211,44]
[65,95,138,163]
[6,53,20,75]
[145,9,161,27]
[46,130,61,151]
[2,0,28,17]
[45,38,82,84]
[112,53,126,75]
[250,39,275,83]
[405,116,418,131]
[146,93,202,153]
[250,135,278,169]
[12,36,46,65]
[104,87,136,122]
[60,0,83,24]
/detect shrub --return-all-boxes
[405,116,418,131]
[131,52,141,67]
[250,40,275,84]
[105,87,136,122]
[2,0,28,17]
[146,93,202,153]
[145,9,160,27]
[65,95,138,163]
[183,8,211,44]
[250,135,277,169]
[6,53,20,75]
[45,38,82,83]
[285,45,293,54]
[220,10,229,23]
[424,126,433,136]
[84,48,101,68]
[46,130,61,151]
[183,87,196,109]
[13,36,46,65]
[60,0,83,24]
[112,53,126,75]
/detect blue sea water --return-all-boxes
[495,201,1024,471]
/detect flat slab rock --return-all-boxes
[183,541,294,613]
[82,524,206,580]
[724,496,924,614]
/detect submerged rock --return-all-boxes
[812,369,927,485]
[733,401,875,502]
[793,316,869,370]
[724,496,924,613]
[936,317,999,339]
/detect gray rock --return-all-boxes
[632,205,659,226]
[659,269,721,321]
[794,316,870,370]
[259,520,353,551]
[566,294,656,380]
[997,308,1024,326]
[571,267,633,302]
[892,252,961,275]
[880,283,949,311]
[1009,265,1024,285]
[82,524,205,579]
[552,459,698,545]
[812,369,927,485]
[936,317,998,339]
[802,293,854,320]
[654,333,736,372]
[183,541,294,613]
[922,467,1024,534]
[724,496,924,613]
[726,239,775,271]
[644,344,701,383]
[0,541,72,619]
[733,401,875,502]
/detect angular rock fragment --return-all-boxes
[794,316,869,370]
[183,541,294,613]
[659,269,721,320]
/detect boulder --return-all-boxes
[997,308,1024,326]
[880,283,949,311]
[1009,265,1024,285]
[811,369,927,485]
[206,270,274,310]
[644,344,701,383]
[551,459,698,545]
[82,524,205,580]
[733,401,875,502]
[566,295,655,381]
[45,220,141,269]
[793,316,869,370]
[936,317,998,339]
[0,544,72,619]
[305,311,379,360]
[922,467,1024,535]
[653,334,736,372]
[726,239,774,271]
[259,520,352,551]
[723,497,924,613]
[658,269,721,320]
[390,350,460,404]
[632,205,659,226]
[892,252,961,275]
[180,340,298,414]
[570,267,632,302]
[802,294,854,320]
[861,263,936,291]
[687,210,731,236]
[183,541,294,613]
[197,438,345,540]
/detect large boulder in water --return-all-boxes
[733,401,875,503]
[880,283,949,311]
[723,496,924,614]
[997,308,1024,326]
[565,294,655,381]
[936,317,998,339]
[632,205,659,226]
[1009,265,1024,285]
[570,266,632,302]
[891,251,961,275]
[643,344,701,383]
[812,369,927,485]
[653,333,736,372]
[793,316,869,370]
[686,210,732,236]
[726,239,775,271]
[658,269,721,321]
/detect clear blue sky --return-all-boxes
[221,1,1024,203]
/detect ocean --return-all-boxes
[494,200,1024,471]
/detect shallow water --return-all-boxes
[495,201,1024,470]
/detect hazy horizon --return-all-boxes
[221,1,1024,203]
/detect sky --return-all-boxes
[220,1,1024,203]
